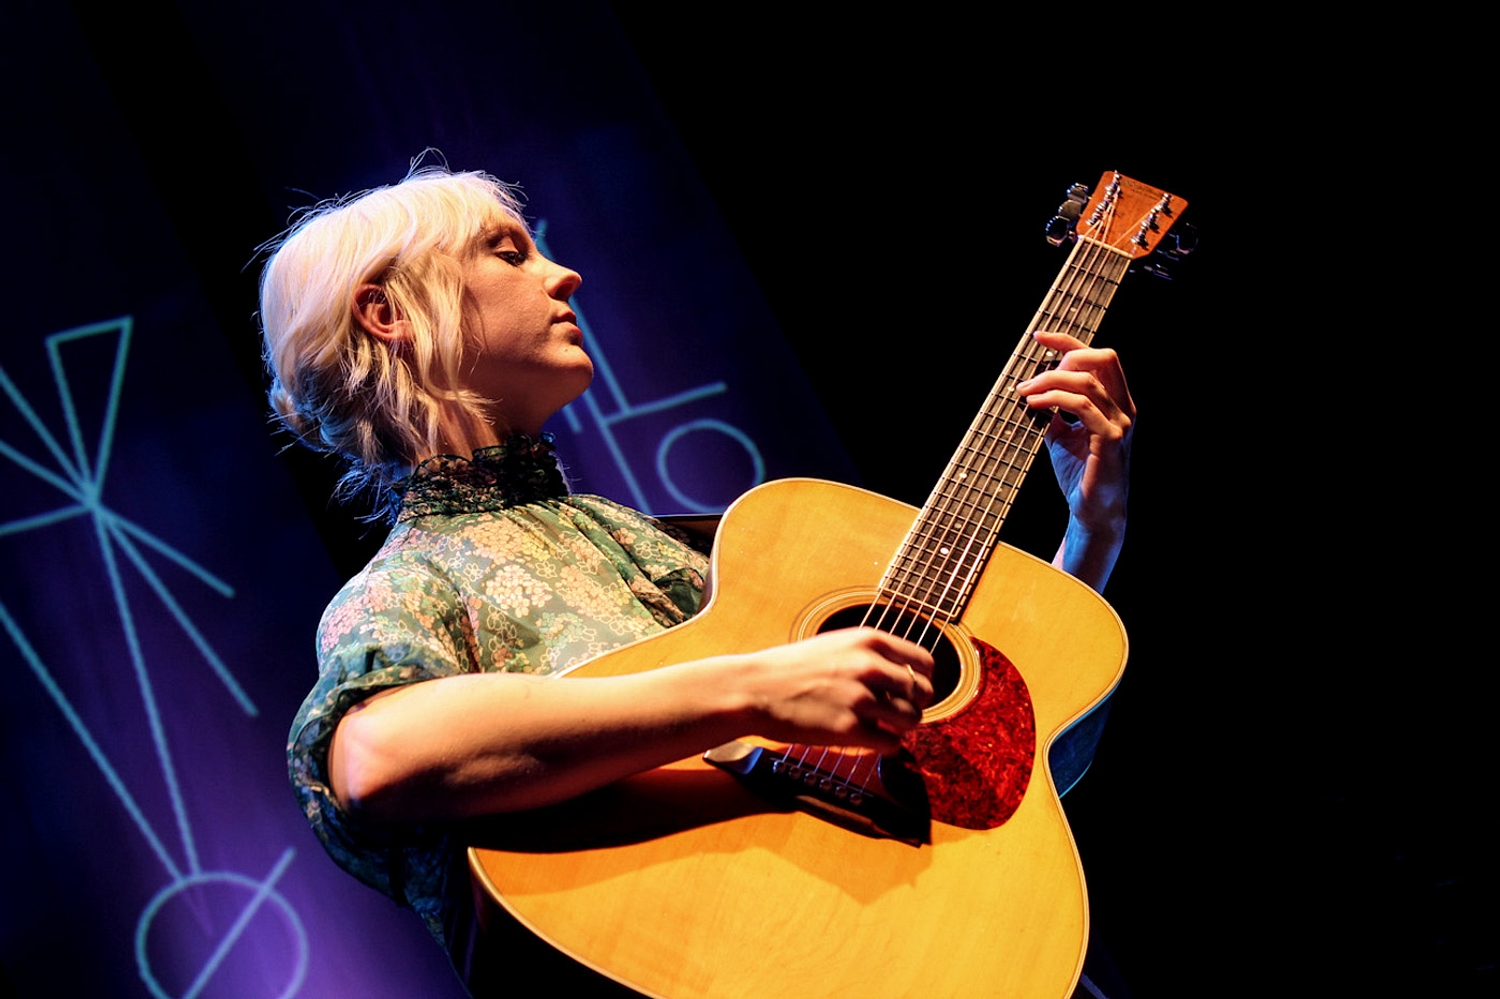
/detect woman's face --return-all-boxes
[457,220,592,435]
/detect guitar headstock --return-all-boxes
[1074,171,1187,259]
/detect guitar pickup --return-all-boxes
[704,741,931,846]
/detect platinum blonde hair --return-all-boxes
[259,164,527,500]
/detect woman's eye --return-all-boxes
[497,249,527,265]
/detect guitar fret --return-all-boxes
[909,515,1005,551]
[888,535,997,606]
[923,498,1007,525]
[869,587,950,620]
[1038,288,1116,323]
[891,569,982,607]
[891,552,991,584]
[909,508,1004,544]
[890,554,991,592]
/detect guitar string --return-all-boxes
[780,212,1129,797]
[845,234,1131,799]
[885,237,1120,642]
[775,188,1146,806]
[866,247,1095,628]
[791,236,1121,796]
[872,226,1124,637]
[877,222,1128,627]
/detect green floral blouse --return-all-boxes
[287,437,709,946]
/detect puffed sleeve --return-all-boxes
[286,555,475,927]
[565,496,708,631]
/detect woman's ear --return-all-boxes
[352,283,409,343]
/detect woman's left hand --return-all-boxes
[1016,330,1134,589]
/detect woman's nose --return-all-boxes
[546,259,582,300]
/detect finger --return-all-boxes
[1056,350,1133,417]
[1024,349,1126,396]
[1031,329,1087,352]
[1028,332,1134,416]
[801,628,936,716]
[851,722,907,755]
[859,640,936,709]
[1030,393,1131,445]
[897,661,935,709]
[1017,374,1131,441]
[1019,370,1120,412]
[857,688,924,738]
[848,659,930,722]
[845,627,936,681]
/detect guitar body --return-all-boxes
[470,478,1127,999]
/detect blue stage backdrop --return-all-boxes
[0,4,857,997]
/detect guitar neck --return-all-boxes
[879,172,1184,621]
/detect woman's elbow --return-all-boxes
[327,705,415,821]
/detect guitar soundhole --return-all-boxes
[816,605,962,704]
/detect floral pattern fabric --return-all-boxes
[287,438,709,945]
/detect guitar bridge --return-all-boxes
[704,741,931,846]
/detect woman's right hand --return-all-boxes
[726,627,935,754]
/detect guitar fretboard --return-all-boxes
[877,237,1133,622]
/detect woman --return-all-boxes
[262,164,1134,995]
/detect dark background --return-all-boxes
[0,2,1487,996]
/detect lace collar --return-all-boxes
[392,434,568,521]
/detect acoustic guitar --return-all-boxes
[469,172,1187,998]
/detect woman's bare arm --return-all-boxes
[328,627,934,822]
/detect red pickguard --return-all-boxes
[907,638,1035,829]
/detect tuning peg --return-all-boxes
[1045,182,1092,247]
[1132,260,1175,280]
[1044,214,1076,247]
